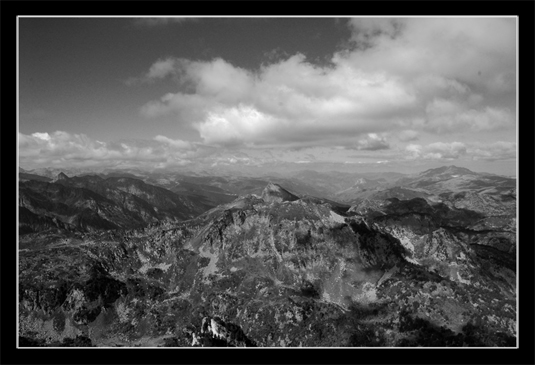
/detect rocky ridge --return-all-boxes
[18,180,516,347]
[18,173,219,234]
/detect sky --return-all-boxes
[18,17,517,176]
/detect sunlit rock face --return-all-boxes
[18,181,516,347]
[261,183,300,204]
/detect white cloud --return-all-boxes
[195,104,280,146]
[398,130,419,142]
[32,132,51,141]
[339,18,516,95]
[347,18,404,48]
[147,58,179,80]
[18,131,200,169]
[424,99,514,133]
[405,141,515,161]
[184,58,254,103]
[405,142,467,160]
[140,55,417,147]
[354,133,390,151]
[153,135,193,149]
[132,17,515,154]
[467,141,516,161]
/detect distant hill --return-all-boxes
[19,173,221,234]
[19,172,52,182]
[394,165,515,193]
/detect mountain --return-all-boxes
[54,174,215,219]
[19,206,76,235]
[290,170,400,202]
[19,179,150,232]
[420,165,477,177]
[55,172,70,181]
[395,165,515,194]
[345,186,431,206]
[260,182,299,203]
[154,174,332,207]
[18,173,223,235]
[18,181,516,347]
[341,166,516,222]
[19,172,53,183]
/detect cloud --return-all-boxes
[354,133,390,150]
[405,142,466,160]
[140,55,416,147]
[347,18,404,49]
[18,131,201,169]
[467,141,516,161]
[195,104,279,147]
[136,18,516,148]
[340,18,516,95]
[126,58,183,85]
[146,58,180,80]
[398,130,419,142]
[153,135,193,149]
[424,99,514,133]
[405,141,515,161]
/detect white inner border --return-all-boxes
[16,15,519,350]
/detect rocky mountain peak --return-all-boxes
[56,172,70,181]
[261,182,299,203]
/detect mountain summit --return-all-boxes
[261,182,299,203]
[55,172,70,181]
[420,165,476,177]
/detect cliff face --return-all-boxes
[18,183,516,347]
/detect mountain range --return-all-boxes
[18,165,517,347]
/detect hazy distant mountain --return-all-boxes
[19,173,219,234]
[54,174,214,219]
[19,172,53,182]
[394,165,515,193]
[19,179,150,232]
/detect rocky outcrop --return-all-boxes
[55,172,70,181]
[186,316,256,347]
[261,183,299,204]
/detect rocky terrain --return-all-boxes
[19,173,218,233]
[18,167,517,347]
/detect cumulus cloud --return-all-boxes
[340,17,516,95]
[467,141,516,161]
[127,17,519,159]
[347,18,404,49]
[195,104,280,146]
[137,18,515,149]
[146,58,180,80]
[140,55,416,147]
[153,135,193,149]
[405,141,516,161]
[406,141,467,160]
[354,133,390,150]
[424,99,514,133]
[18,131,201,169]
